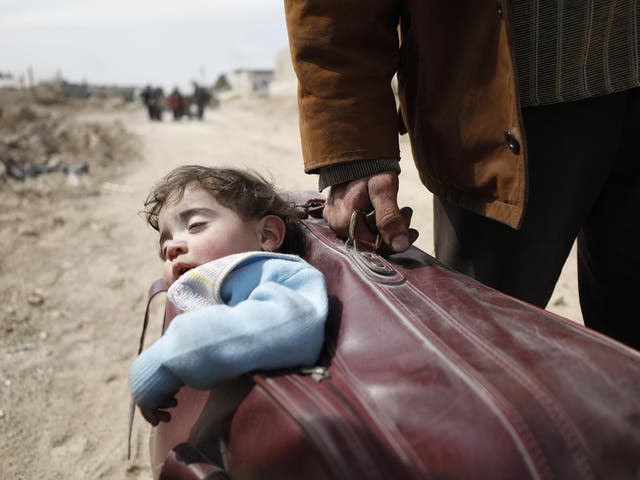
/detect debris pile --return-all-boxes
[0,100,140,354]
[0,103,136,182]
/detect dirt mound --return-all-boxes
[0,103,137,185]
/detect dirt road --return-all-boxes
[0,98,582,479]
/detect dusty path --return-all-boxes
[0,98,582,479]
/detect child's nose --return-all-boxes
[165,241,187,261]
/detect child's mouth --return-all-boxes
[174,264,192,278]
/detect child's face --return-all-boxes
[158,184,263,286]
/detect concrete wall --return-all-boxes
[233,70,274,97]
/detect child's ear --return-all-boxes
[258,215,286,252]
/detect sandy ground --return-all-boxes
[0,97,582,479]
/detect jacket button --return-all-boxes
[504,130,520,155]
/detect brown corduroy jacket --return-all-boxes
[285,0,527,229]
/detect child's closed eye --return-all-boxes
[187,221,206,232]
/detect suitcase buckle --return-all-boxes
[299,366,331,382]
[355,249,395,276]
[346,211,403,280]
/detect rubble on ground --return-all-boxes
[0,98,140,353]
[0,102,137,183]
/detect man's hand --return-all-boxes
[323,172,417,252]
[138,394,178,426]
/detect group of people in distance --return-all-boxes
[141,80,214,122]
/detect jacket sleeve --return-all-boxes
[284,0,401,173]
[129,260,328,409]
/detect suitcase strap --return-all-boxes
[127,278,168,460]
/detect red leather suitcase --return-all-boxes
[139,209,640,480]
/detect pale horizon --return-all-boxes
[0,0,290,92]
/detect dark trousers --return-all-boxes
[434,88,640,350]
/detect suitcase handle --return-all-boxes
[349,210,383,251]
[348,209,420,257]
[344,211,406,284]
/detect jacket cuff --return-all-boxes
[318,158,401,190]
[129,342,183,409]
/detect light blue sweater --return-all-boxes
[129,254,328,409]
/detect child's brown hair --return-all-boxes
[143,165,306,256]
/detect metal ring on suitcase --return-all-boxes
[348,210,382,251]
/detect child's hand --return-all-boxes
[138,393,178,426]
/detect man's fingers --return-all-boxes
[408,228,420,246]
[368,173,409,252]
[324,178,376,242]
[399,206,413,226]
[364,211,378,233]
[322,173,414,251]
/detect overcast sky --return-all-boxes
[0,0,290,91]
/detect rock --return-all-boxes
[552,296,567,307]
[18,225,39,237]
[27,289,45,307]
[67,172,80,187]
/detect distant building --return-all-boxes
[233,69,274,97]
[0,72,22,90]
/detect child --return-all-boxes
[129,165,328,425]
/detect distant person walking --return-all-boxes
[141,85,154,120]
[191,81,211,120]
[151,87,165,121]
[141,85,163,121]
[167,87,186,121]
